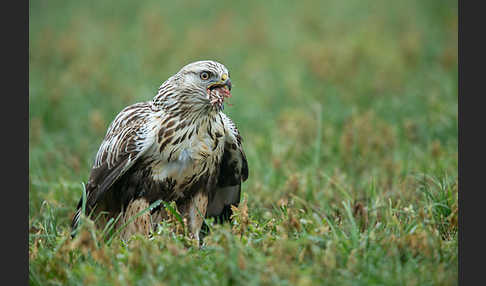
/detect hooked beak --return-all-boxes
[208,77,232,92]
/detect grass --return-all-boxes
[29,0,458,285]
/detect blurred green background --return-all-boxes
[30,0,457,285]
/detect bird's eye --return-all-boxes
[200,71,210,80]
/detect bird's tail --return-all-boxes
[71,183,90,238]
[70,199,83,238]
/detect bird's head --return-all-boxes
[154,60,232,113]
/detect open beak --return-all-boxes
[208,78,232,92]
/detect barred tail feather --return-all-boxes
[71,209,82,236]
[71,185,87,238]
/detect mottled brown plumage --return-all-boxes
[71,61,248,243]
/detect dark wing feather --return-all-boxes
[71,102,156,232]
[206,113,248,223]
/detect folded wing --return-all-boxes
[206,113,249,223]
[71,102,156,232]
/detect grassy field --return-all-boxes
[29,0,458,285]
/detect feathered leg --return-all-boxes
[119,198,152,240]
[179,191,208,245]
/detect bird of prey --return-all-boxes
[71,60,248,243]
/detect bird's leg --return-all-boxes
[118,198,152,241]
[180,191,208,246]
